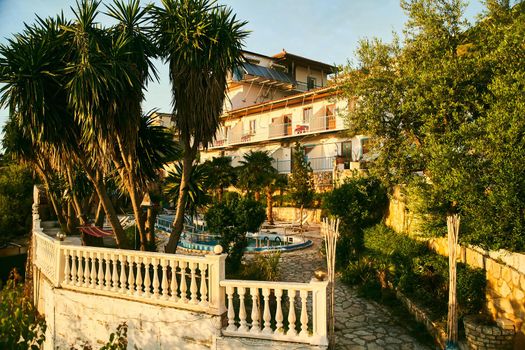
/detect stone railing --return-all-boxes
[32,186,328,348]
[33,227,226,315]
[220,279,328,346]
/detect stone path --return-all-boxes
[279,235,431,350]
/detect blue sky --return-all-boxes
[0,0,485,132]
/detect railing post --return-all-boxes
[310,278,329,346]
[205,252,227,315]
[54,240,64,288]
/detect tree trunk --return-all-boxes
[66,201,77,234]
[34,165,67,231]
[65,165,88,226]
[266,187,274,225]
[254,191,260,201]
[128,186,147,251]
[300,204,304,228]
[112,157,147,251]
[94,198,105,227]
[80,162,128,248]
[145,205,158,251]
[218,187,223,202]
[165,149,194,253]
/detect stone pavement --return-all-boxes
[278,236,431,350]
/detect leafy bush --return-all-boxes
[0,163,33,239]
[205,198,265,272]
[0,276,46,350]
[237,252,281,281]
[322,176,387,267]
[344,224,486,321]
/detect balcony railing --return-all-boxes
[32,186,328,347]
[271,156,336,174]
[209,115,340,149]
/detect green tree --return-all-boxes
[205,197,265,272]
[164,162,211,217]
[204,156,236,202]
[237,150,277,199]
[288,143,314,226]
[0,278,46,350]
[0,163,33,239]
[153,0,248,253]
[341,0,525,251]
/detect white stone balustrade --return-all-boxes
[33,228,226,315]
[220,279,329,346]
[31,186,328,348]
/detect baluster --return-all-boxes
[104,253,111,291]
[63,249,70,285]
[161,259,169,300]
[299,290,308,337]
[262,288,272,334]
[275,288,284,333]
[83,252,90,287]
[199,263,208,306]
[97,252,104,289]
[127,255,135,296]
[135,256,143,296]
[237,287,248,332]
[169,260,179,301]
[76,250,84,287]
[143,256,151,297]
[90,252,96,288]
[180,261,187,302]
[287,289,297,336]
[226,286,237,331]
[250,287,260,333]
[152,257,160,298]
[190,262,198,304]
[111,254,119,292]
[119,254,127,294]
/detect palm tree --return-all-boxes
[237,150,277,201]
[265,173,288,225]
[164,162,211,218]
[204,156,236,202]
[153,0,248,253]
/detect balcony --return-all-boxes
[271,156,336,174]
[208,114,341,150]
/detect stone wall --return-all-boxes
[36,276,221,350]
[272,207,323,224]
[385,188,525,349]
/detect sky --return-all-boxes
[0,0,485,133]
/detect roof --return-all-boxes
[273,50,336,72]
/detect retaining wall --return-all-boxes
[385,187,525,349]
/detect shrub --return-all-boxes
[0,163,33,240]
[238,252,281,281]
[205,198,265,272]
[347,224,486,321]
[0,276,46,350]
[322,176,387,267]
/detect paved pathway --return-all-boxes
[278,235,431,350]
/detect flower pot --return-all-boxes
[463,315,515,350]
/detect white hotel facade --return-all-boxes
[159,49,369,190]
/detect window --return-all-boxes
[249,120,256,134]
[326,104,335,116]
[361,138,371,155]
[307,76,317,90]
[302,107,313,123]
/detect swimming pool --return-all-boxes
[155,215,312,253]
